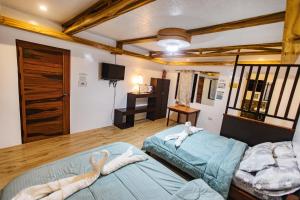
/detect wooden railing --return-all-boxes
[226,56,300,129]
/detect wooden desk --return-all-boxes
[167,105,200,126]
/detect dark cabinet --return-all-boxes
[147,78,170,120]
[114,78,170,129]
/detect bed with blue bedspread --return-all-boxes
[0,142,223,200]
[142,125,247,199]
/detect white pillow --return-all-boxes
[273,142,295,158]
[253,167,300,191]
[276,157,298,169]
[239,142,275,172]
[234,170,254,184]
[293,141,300,169]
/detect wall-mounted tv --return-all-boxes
[100,63,125,81]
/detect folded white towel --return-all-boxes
[164,133,183,141]
[13,150,109,200]
[190,126,203,133]
[164,122,203,147]
[13,147,147,200]
[101,147,147,175]
[174,132,188,147]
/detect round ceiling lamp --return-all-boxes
[157,28,191,52]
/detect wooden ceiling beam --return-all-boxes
[166,60,281,66]
[281,0,300,64]
[187,11,285,36]
[197,42,282,52]
[152,50,281,58]
[150,42,282,58]
[63,0,155,35]
[151,42,282,55]
[118,12,285,45]
[118,35,157,45]
[0,15,165,64]
[245,47,281,51]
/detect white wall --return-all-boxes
[0,25,164,148]
[166,66,233,134]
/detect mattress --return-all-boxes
[233,172,282,200]
[0,142,223,200]
[142,124,247,199]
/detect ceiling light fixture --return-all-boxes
[157,28,191,53]
[39,4,48,12]
[29,20,38,26]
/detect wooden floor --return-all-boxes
[0,118,174,189]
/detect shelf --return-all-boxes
[114,78,170,129]
[115,106,155,115]
[127,92,156,98]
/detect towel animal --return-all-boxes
[164,122,203,147]
[13,147,147,200]
[12,150,109,200]
[102,147,147,175]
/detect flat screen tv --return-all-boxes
[100,63,125,81]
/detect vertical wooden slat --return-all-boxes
[285,67,300,118]
[175,73,180,99]
[257,66,270,115]
[248,66,261,111]
[274,66,290,116]
[234,65,245,108]
[225,55,239,113]
[241,66,253,111]
[190,74,198,102]
[264,66,280,116]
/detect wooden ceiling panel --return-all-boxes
[63,0,155,35]
[281,0,300,64]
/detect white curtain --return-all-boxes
[176,71,194,106]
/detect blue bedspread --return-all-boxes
[0,142,223,200]
[143,125,247,198]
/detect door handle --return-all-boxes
[63,93,69,97]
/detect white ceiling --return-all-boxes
[88,0,286,40]
[135,22,284,51]
[0,0,99,23]
[0,0,286,60]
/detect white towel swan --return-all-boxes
[13,150,109,200]
[101,147,147,175]
[13,147,147,200]
[164,122,203,147]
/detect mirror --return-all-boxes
[196,72,220,106]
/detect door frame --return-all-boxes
[16,40,70,143]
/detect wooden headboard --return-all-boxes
[220,114,295,146]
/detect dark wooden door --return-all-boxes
[16,40,70,143]
[196,77,205,104]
